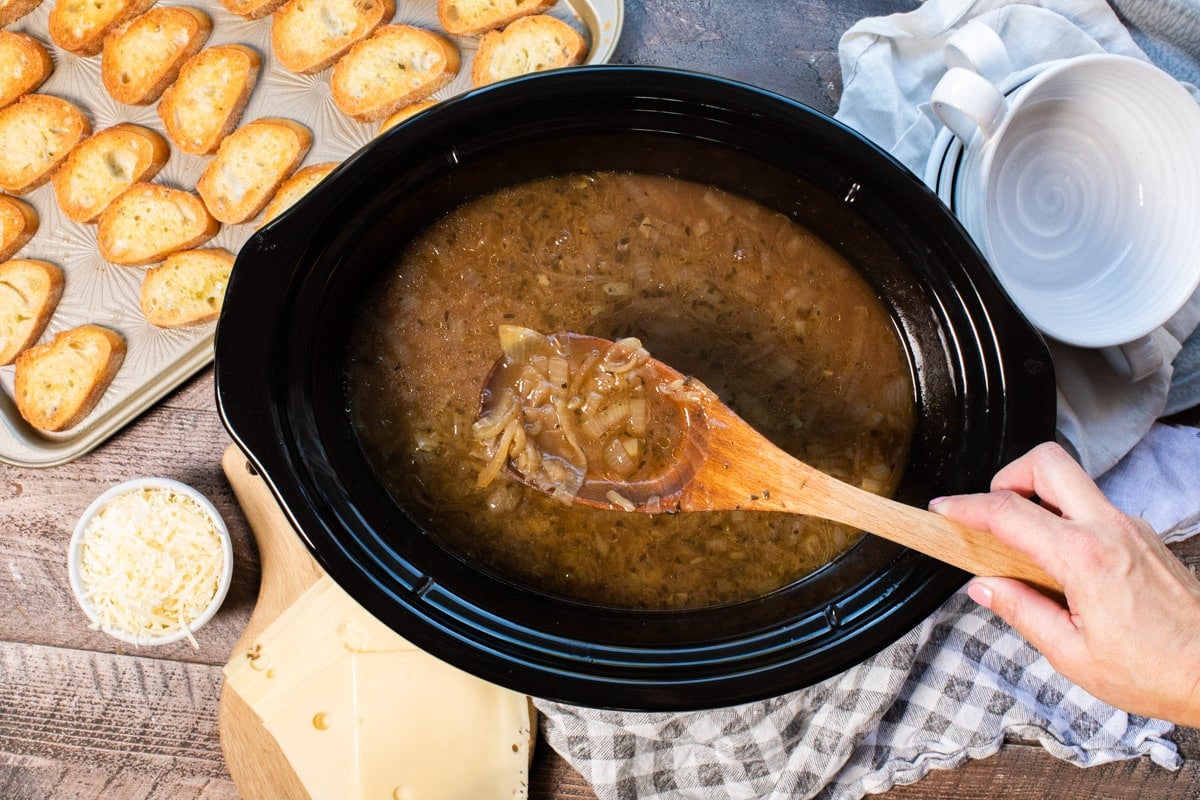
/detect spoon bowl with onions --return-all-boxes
[474,326,1061,598]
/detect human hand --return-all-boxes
[929,441,1200,726]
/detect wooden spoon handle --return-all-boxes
[687,410,1063,600]
[798,468,1064,600]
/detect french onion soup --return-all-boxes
[345,172,915,609]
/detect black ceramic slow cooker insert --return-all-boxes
[214,66,1055,711]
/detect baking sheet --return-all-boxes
[1,0,623,468]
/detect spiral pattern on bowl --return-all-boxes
[969,57,1200,347]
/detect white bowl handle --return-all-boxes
[931,67,1007,145]
[1101,332,1167,382]
[945,21,1014,84]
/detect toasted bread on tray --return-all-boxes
[259,160,337,227]
[0,0,44,27]
[14,323,125,432]
[97,182,219,266]
[220,0,285,21]
[0,32,53,110]
[157,44,262,156]
[270,0,394,74]
[52,123,170,223]
[472,15,587,87]
[196,117,312,224]
[101,6,214,106]
[140,247,235,327]
[0,258,63,366]
[48,0,157,56]
[0,194,39,260]
[436,0,554,36]
[377,99,437,135]
[0,94,91,195]
[331,25,459,123]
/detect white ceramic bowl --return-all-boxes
[939,55,1200,352]
[69,477,234,647]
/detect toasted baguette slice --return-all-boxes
[52,123,170,223]
[259,161,336,227]
[97,183,219,266]
[196,117,312,224]
[0,195,38,260]
[331,25,459,123]
[220,0,284,21]
[378,98,437,135]
[14,324,125,431]
[140,247,234,327]
[48,0,156,56]
[0,95,91,195]
[101,6,213,106]
[0,0,43,27]
[0,259,63,365]
[270,0,395,75]
[0,32,53,110]
[437,0,554,36]
[157,44,262,156]
[472,15,587,87]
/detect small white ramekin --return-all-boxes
[68,477,234,647]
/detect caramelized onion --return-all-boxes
[472,327,688,496]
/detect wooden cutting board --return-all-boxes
[218,444,324,800]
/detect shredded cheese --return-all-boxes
[77,486,225,647]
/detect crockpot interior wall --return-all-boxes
[295,130,962,661]
[300,129,924,631]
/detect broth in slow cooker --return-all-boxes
[345,172,915,609]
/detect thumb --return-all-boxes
[967,577,1085,667]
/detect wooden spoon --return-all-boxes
[480,330,1062,599]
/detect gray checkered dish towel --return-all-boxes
[533,1,1200,797]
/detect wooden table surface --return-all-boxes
[4,1,1200,798]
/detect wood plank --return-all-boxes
[0,641,238,800]
[879,741,1200,799]
[532,747,599,800]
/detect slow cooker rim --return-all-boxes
[215,66,1055,710]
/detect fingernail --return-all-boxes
[928,496,946,508]
[967,580,994,609]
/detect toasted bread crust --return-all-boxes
[259,160,337,227]
[0,195,39,260]
[270,0,395,74]
[14,324,125,431]
[52,123,170,223]
[0,258,63,365]
[472,15,587,87]
[0,0,44,27]
[140,247,235,327]
[377,99,437,135]
[0,32,53,110]
[97,182,219,266]
[436,0,554,36]
[220,0,285,21]
[157,44,262,156]
[196,117,312,224]
[0,94,91,195]
[102,6,213,106]
[331,25,459,123]
[48,0,157,56]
